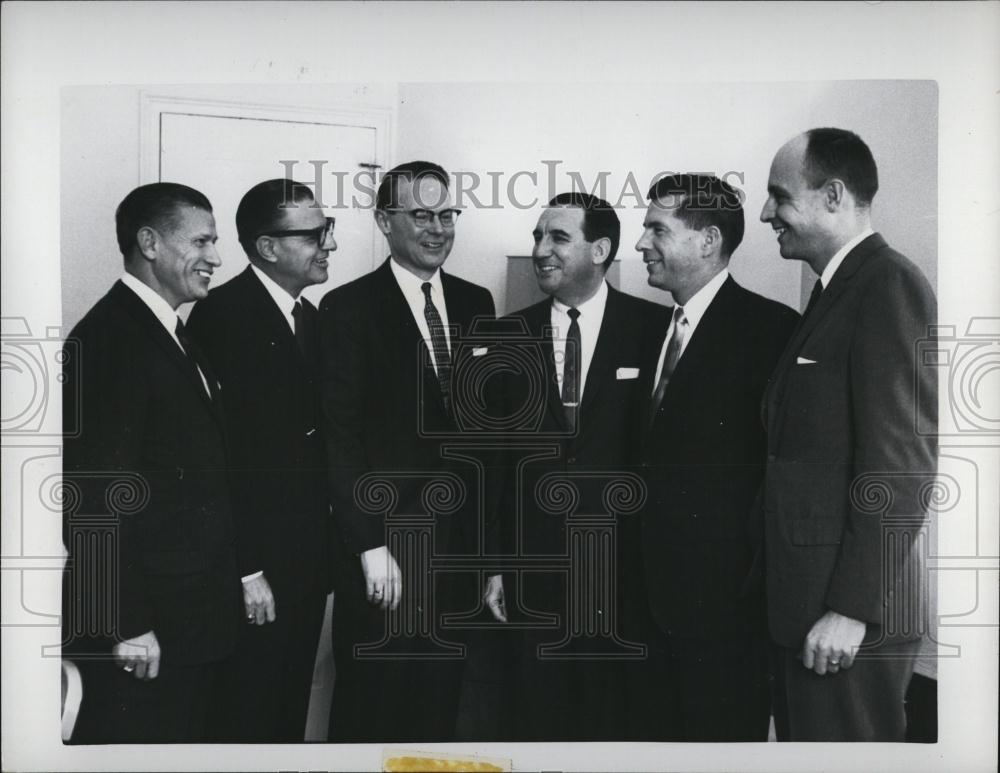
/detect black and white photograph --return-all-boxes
[1,2,997,771]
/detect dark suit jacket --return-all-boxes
[762,234,937,649]
[637,276,799,642]
[62,280,241,666]
[186,266,330,600]
[318,259,496,581]
[493,285,669,613]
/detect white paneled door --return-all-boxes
[156,109,386,312]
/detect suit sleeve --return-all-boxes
[824,264,937,623]
[64,324,155,641]
[318,292,385,554]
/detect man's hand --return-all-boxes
[242,573,276,625]
[112,630,161,681]
[483,574,507,622]
[801,610,866,675]
[360,545,401,611]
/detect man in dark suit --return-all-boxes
[318,161,496,742]
[759,128,937,741]
[483,192,668,740]
[629,174,799,741]
[62,183,241,742]
[186,178,334,741]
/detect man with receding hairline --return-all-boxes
[187,178,336,741]
[760,128,936,741]
[63,182,240,742]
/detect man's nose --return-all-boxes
[206,243,222,266]
[426,213,445,233]
[760,198,775,222]
[635,230,650,252]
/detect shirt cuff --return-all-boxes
[241,570,263,583]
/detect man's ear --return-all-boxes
[255,235,279,265]
[135,226,159,261]
[824,179,847,211]
[701,225,722,257]
[374,209,392,237]
[590,236,611,266]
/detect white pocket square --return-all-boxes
[472,347,489,357]
[616,367,640,380]
[796,357,817,365]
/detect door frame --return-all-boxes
[139,92,394,272]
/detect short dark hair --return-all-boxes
[547,192,620,269]
[375,161,449,211]
[115,182,212,257]
[646,174,745,258]
[803,128,879,208]
[236,178,316,260]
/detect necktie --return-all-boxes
[174,318,212,400]
[421,282,452,414]
[291,300,315,360]
[647,306,688,428]
[802,279,824,320]
[561,307,581,430]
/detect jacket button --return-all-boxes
[767,453,777,461]
[567,456,576,464]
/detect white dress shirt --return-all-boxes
[820,228,875,289]
[551,281,608,403]
[652,268,729,391]
[389,257,452,374]
[251,264,299,331]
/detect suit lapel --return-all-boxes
[765,233,884,432]
[519,300,568,430]
[111,281,218,415]
[578,283,618,421]
[377,259,447,413]
[241,267,304,371]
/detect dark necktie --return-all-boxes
[802,279,824,320]
[421,282,452,414]
[291,300,315,360]
[647,306,688,428]
[174,318,211,400]
[561,307,581,430]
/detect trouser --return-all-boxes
[771,638,921,741]
[208,587,327,742]
[70,657,217,743]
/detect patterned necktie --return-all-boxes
[647,306,688,428]
[421,282,452,414]
[561,307,581,430]
[174,318,212,400]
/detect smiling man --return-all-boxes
[318,161,495,742]
[186,178,336,741]
[483,192,667,740]
[629,173,798,741]
[63,183,241,742]
[759,129,937,741]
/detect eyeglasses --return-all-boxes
[257,216,335,246]
[385,208,462,228]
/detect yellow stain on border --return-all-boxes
[382,749,511,772]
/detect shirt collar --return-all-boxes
[820,228,875,289]
[551,279,609,320]
[250,263,299,318]
[389,256,443,298]
[676,268,728,329]
[120,272,182,337]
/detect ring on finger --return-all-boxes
[123,664,135,673]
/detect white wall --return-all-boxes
[61,80,936,326]
[397,80,937,314]
[60,83,399,331]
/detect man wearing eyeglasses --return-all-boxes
[186,178,336,741]
[318,161,496,742]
